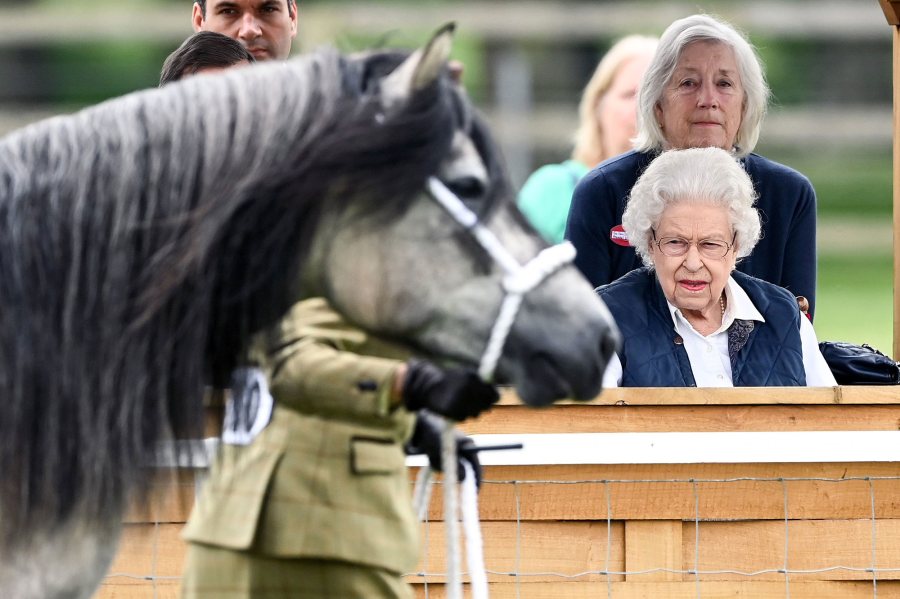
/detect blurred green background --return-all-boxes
[0,0,893,354]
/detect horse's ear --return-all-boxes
[380,22,455,110]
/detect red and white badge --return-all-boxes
[610,224,631,247]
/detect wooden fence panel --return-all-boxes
[96,386,900,597]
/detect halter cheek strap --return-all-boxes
[426,177,576,382]
[419,177,576,599]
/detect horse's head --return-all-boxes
[300,25,620,406]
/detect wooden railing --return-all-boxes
[97,386,900,598]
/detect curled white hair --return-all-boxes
[634,14,770,158]
[623,147,761,267]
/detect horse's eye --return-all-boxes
[446,176,486,201]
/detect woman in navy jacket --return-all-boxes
[566,14,818,318]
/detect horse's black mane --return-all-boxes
[0,44,507,539]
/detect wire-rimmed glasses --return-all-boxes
[651,229,736,259]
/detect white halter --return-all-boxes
[426,177,577,382]
[417,177,576,599]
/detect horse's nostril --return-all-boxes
[447,176,485,200]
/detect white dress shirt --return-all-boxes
[602,276,837,388]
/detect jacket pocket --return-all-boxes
[182,447,284,550]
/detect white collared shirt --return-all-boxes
[602,276,837,388]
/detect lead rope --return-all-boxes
[441,418,463,599]
[411,422,487,599]
[460,459,488,599]
[411,179,577,598]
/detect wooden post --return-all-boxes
[881,1,900,357]
[895,25,900,359]
[881,0,900,25]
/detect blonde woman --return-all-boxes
[518,35,657,243]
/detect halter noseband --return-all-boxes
[426,177,576,383]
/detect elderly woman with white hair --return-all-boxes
[567,14,819,318]
[598,147,834,387]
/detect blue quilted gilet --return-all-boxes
[596,268,806,387]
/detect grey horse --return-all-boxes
[0,25,618,598]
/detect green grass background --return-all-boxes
[816,251,893,356]
[755,149,895,357]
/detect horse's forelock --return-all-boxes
[147,47,474,389]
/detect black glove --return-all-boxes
[402,359,499,421]
[405,410,482,488]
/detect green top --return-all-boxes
[517,159,590,244]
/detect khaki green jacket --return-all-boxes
[183,298,419,575]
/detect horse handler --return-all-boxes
[180,298,499,598]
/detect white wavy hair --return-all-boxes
[634,13,770,158]
[623,147,761,267]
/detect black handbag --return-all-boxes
[818,341,900,385]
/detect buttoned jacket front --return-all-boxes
[183,298,419,575]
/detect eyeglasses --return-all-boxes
[651,229,736,259]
